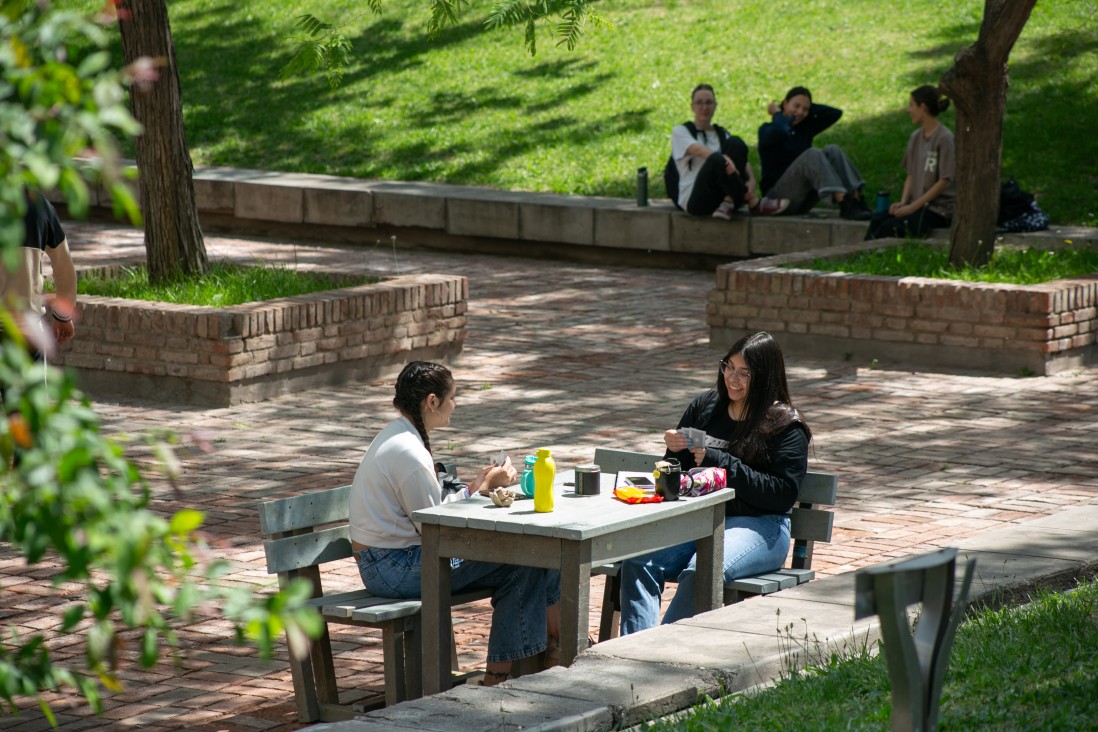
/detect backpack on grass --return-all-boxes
[663,121,732,209]
[997,178,1049,233]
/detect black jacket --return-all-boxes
[665,390,808,517]
[757,103,842,194]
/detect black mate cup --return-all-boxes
[575,463,601,495]
[655,459,680,501]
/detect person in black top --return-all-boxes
[1,190,77,355]
[757,86,871,219]
[619,331,811,634]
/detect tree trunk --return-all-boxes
[118,0,208,283]
[939,0,1036,268]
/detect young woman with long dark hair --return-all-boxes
[757,86,871,219]
[349,361,561,684]
[619,332,811,634]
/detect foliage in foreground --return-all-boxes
[0,1,140,250]
[647,578,1098,731]
[0,335,323,720]
[77,261,375,306]
[794,242,1098,285]
[2,2,322,719]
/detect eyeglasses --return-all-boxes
[719,360,751,382]
[692,100,716,106]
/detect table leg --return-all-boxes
[420,524,451,696]
[693,506,725,614]
[559,541,592,666]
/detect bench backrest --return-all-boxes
[592,448,661,474]
[259,485,354,578]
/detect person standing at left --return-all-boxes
[1,190,77,355]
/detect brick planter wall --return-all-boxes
[55,271,468,405]
[707,242,1098,375]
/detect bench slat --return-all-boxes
[800,472,837,506]
[775,568,815,585]
[259,486,353,536]
[592,448,661,473]
[265,526,353,574]
[726,576,781,594]
[790,506,834,543]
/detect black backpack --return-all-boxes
[998,178,1035,224]
[663,121,731,209]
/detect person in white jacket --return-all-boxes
[349,361,561,685]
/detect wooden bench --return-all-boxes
[591,448,837,641]
[259,484,491,723]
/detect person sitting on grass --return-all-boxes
[348,361,561,686]
[864,85,955,241]
[757,86,872,220]
[669,83,790,220]
[619,331,811,634]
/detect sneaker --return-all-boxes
[840,194,872,221]
[711,201,736,220]
[750,197,790,216]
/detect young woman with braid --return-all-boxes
[349,361,561,685]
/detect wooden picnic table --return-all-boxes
[413,471,734,695]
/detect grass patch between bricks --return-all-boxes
[645,577,1098,731]
[75,262,376,307]
[790,242,1098,285]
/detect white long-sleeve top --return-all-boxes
[348,416,466,548]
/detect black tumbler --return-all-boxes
[636,167,649,207]
[655,459,680,501]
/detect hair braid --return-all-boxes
[392,361,454,455]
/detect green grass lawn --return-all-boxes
[795,241,1098,284]
[646,578,1098,731]
[75,262,373,306]
[63,0,1096,225]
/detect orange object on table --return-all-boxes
[613,486,664,504]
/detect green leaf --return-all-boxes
[140,628,159,667]
[168,509,204,536]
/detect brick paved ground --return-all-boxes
[3,222,1097,730]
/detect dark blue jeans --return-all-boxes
[356,546,561,663]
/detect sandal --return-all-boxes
[480,670,511,687]
[544,637,560,669]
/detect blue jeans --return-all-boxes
[356,546,561,663]
[619,514,791,635]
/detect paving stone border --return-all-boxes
[707,240,1098,375]
[306,507,1098,732]
[53,267,468,406]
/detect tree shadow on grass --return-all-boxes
[165,8,656,190]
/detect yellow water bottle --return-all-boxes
[533,448,556,513]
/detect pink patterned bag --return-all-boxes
[680,467,727,497]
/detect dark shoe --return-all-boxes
[840,195,872,221]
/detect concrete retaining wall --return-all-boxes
[707,241,1098,375]
[55,270,468,406]
[63,165,1097,265]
